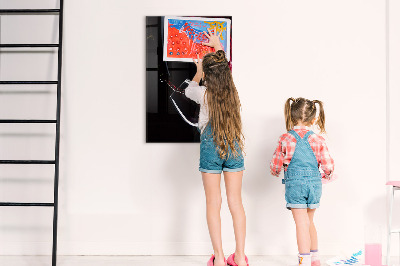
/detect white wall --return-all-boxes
[388,0,400,258]
[0,0,390,257]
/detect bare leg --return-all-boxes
[307,209,318,251]
[291,208,311,254]
[202,172,225,266]
[224,171,247,266]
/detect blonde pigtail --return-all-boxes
[313,100,326,133]
[285,98,295,131]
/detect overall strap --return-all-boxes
[303,130,314,140]
[288,130,301,141]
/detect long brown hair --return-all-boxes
[284,97,326,133]
[202,50,244,158]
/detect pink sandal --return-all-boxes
[227,253,249,266]
[207,254,227,266]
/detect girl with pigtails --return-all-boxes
[270,98,335,266]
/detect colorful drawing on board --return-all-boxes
[163,16,231,62]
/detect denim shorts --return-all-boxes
[285,178,322,209]
[199,127,245,174]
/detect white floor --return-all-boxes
[0,255,335,266]
[0,255,397,266]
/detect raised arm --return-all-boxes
[192,28,224,83]
[186,58,206,104]
[192,54,203,84]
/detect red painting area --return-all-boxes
[167,25,214,59]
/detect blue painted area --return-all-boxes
[168,18,228,50]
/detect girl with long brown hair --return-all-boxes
[185,29,248,266]
[270,98,335,266]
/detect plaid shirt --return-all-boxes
[270,126,334,179]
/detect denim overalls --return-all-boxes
[283,130,322,210]
[199,125,245,174]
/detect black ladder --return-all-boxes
[0,2,63,266]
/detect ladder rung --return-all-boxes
[0,119,56,123]
[0,9,60,14]
[0,160,55,164]
[0,81,58,84]
[0,202,54,207]
[0,44,59,48]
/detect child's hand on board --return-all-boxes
[202,28,223,51]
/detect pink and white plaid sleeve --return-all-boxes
[270,135,286,177]
[317,136,335,179]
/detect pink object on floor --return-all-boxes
[386,181,400,187]
[207,254,227,266]
[227,253,249,266]
[365,243,382,266]
[321,173,338,184]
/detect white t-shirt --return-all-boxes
[185,81,209,132]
